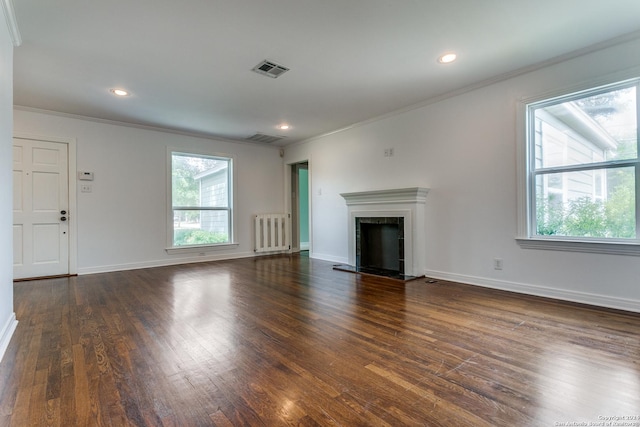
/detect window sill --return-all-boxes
[516,237,640,256]
[166,242,240,255]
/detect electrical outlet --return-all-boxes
[493,258,503,270]
[81,184,92,193]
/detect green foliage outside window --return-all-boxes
[537,169,635,239]
[174,229,229,246]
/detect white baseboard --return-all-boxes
[424,269,640,313]
[310,252,349,265]
[0,312,18,363]
[77,251,257,275]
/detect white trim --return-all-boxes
[1,0,21,46]
[284,157,313,255]
[288,31,640,150]
[424,269,640,314]
[78,251,256,275]
[166,242,239,255]
[14,106,283,150]
[349,209,413,274]
[517,65,640,107]
[516,238,640,256]
[516,69,640,254]
[0,312,18,363]
[340,187,430,205]
[12,32,640,150]
[167,147,235,250]
[340,188,429,277]
[309,252,349,265]
[516,102,529,238]
[13,132,79,276]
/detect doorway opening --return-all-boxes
[290,162,309,253]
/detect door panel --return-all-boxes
[32,145,60,166]
[33,224,61,263]
[13,170,22,209]
[33,172,60,210]
[13,138,69,279]
[13,225,23,265]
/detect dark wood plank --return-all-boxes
[1,253,639,426]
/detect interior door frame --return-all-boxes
[14,132,78,277]
[285,158,311,254]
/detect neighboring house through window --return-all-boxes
[169,150,233,248]
[518,77,640,254]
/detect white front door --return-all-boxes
[13,138,70,279]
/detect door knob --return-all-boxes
[60,216,67,221]
[61,210,67,215]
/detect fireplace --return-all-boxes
[356,217,404,275]
[339,187,429,280]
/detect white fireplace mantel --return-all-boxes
[340,187,429,206]
[340,187,429,277]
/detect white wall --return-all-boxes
[0,8,17,362]
[285,37,640,312]
[14,111,284,274]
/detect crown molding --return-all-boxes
[1,0,21,46]
[13,105,283,150]
[288,29,640,149]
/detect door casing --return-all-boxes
[287,160,310,254]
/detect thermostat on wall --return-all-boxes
[78,171,94,181]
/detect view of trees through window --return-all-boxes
[171,152,231,246]
[532,84,638,239]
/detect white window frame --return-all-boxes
[516,76,640,256]
[166,148,238,254]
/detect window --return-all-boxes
[520,78,640,252]
[169,151,233,248]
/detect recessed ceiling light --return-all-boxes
[110,88,130,96]
[278,124,290,130]
[438,53,457,64]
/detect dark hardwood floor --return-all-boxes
[0,254,639,426]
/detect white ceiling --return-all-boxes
[12,0,640,146]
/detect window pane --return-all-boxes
[534,86,637,168]
[172,153,229,207]
[173,209,229,246]
[535,167,635,238]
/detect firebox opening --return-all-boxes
[356,217,404,276]
[360,223,399,271]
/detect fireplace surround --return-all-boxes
[340,187,429,279]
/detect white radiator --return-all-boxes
[254,213,290,253]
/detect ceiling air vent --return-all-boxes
[252,60,290,78]
[245,133,284,144]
